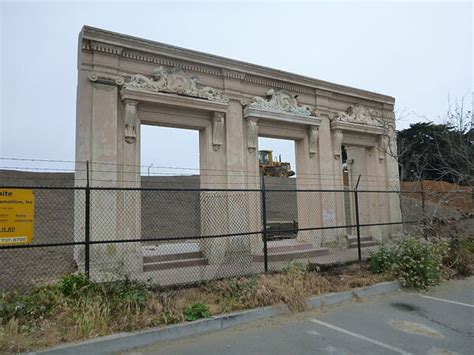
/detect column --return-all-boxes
[295,129,322,246]
[223,101,254,276]
[244,116,263,256]
[321,124,344,245]
[199,111,228,266]
[347,147,371,236]
[117,99,142,275]
[366,146,383,240]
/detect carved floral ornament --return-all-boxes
[123,67,228,103]
[332,104,383,127]
[243,89,313,116]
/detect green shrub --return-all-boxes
[369,246,396,274]
[444,238,474,276]
[183,303,210,321]
[393,239,447,290]
[368,239,448,290]
[0,285,59,322]
[58,274,95,298]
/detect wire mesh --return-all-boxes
[0,185,422,292]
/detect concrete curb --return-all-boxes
[35,281,400,354]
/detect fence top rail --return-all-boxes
[0,185,83,190]
[0,184,420,194]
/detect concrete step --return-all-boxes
[143,257,208,272]
[267,241,314,254]
[347,235,373,243]
[253,247,329,262]
[348,240,379,249]
[143,251,204,263]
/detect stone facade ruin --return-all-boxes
[75,26,401,281]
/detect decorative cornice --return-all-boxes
[242,89,313,116]
[88,41,123,55]
[80,26,395,105]
[244,74,314,95]
[222,69,246,80]
[123,67,228,103]
[121,50,222,76]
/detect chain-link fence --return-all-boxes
[0,182,446,292]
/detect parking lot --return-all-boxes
[126,277,473,355]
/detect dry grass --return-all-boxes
[0,262,392,353]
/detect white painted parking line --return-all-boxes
[309,318,412,355]
[418,295,474,308]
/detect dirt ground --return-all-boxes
[401,180,472,213]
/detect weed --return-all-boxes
[183,303,210,321]
[0,265,390,352]
[58,274,95,298]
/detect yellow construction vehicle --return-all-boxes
[258,150,295,177]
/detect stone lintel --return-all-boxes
[330,121,384,136]
[120,89,228,113]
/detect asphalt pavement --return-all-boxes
[124,277,473,355]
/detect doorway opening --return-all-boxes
[258,136,297,241]
[140,125,201,245]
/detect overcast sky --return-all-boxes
[0,0,472,174]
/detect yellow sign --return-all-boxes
[0,189,35,245]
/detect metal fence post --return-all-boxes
[85,161,90,278]
[420,181,426,223]
[354,174,362,262]
[261,174,268,273]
